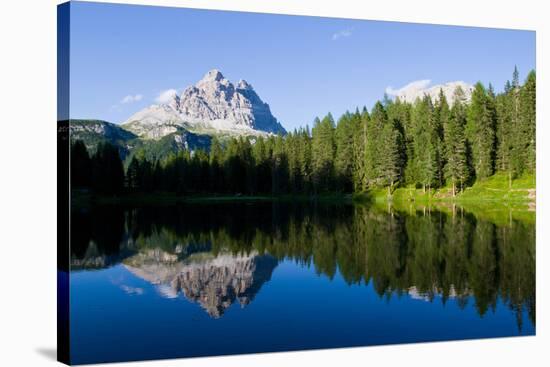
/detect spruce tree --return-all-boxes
[311,114,335,192]
[298,126,313,193]
[71,140,92,188]
[91,142,124,195]
[351,108,368,192]
[495,79,515,187]
[410,96,437,192]
[519,70,536,173]
[335,112,355,192]
[378,120,403,195]
[444,87,469,196]
[364,102,386,188]
[272,134,289,194]
[467,82,496,179]
[434,89,450,186]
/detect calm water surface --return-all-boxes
[69,202,535,364]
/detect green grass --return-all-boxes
[363,172,535,204]
[355,172,536,226]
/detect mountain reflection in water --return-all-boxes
[123,249,277,318]
[70,201,535,328]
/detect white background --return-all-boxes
[0,0,548,366]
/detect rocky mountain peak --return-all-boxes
[122,69,286,139]
[236,79,253,90]
[200,69,224,83]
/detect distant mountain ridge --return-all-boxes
[69,119,211,161]
[388,80,474,104]
[122,69,286,139]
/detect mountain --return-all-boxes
[70,119,211,161]
[69,119,138,159]
[390,81,474,104]
[122,69,286,139]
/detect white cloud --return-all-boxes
[120,94,143,104]
[155,89,178,104]
[385,79,432,96]
[120,285,144,295]
[332,29,353,41]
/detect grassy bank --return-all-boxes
[354,173,535,225]
[362,173,535,205]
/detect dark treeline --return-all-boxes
[71,202,535,329]
[71,68,535,196]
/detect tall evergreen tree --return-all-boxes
[364,102,387,188]
[272,134,289,194]
[434,89,450,186]
[335,112,355,192]
[71,140,92,188]
[251,136,272,194]
[351,108,368,192]
[91,142,124,195]
[519,70,536,173]
[410,96,437,192]
[311,114,336,192]
[444,87,470,196]
[297,127,313,193]
[378,120,403,195]
[495,78,515,187]
[467,82,497,179]
[209,137,224,192]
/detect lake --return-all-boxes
[68,201,535,364]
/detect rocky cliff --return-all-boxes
[122,69,286,139]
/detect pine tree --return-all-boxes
[311,114,335,192]
[285,131,302,193]
[364,102,386,187]
[444,87,469,196]
[519,70,536,173]
[298,127,313,193]
[252,136,272,194]
[126,156,140,192]
[467,82,496,179]
[378,120,403,195]
[386,98,408,183]
[71,140,92,188]
[272,134,289,194]
[410,96,437,192]
[91,142,124,195]
[209,137,224,192]
[351,108,368,192]
[434,89,449,186]
[495,78,515,187]
[335,112,355,192]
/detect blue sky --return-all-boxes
[69,1,535,131]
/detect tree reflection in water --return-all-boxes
[71,201,535,328]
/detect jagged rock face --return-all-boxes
[124,250,278,318]
[122,69,286,139]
